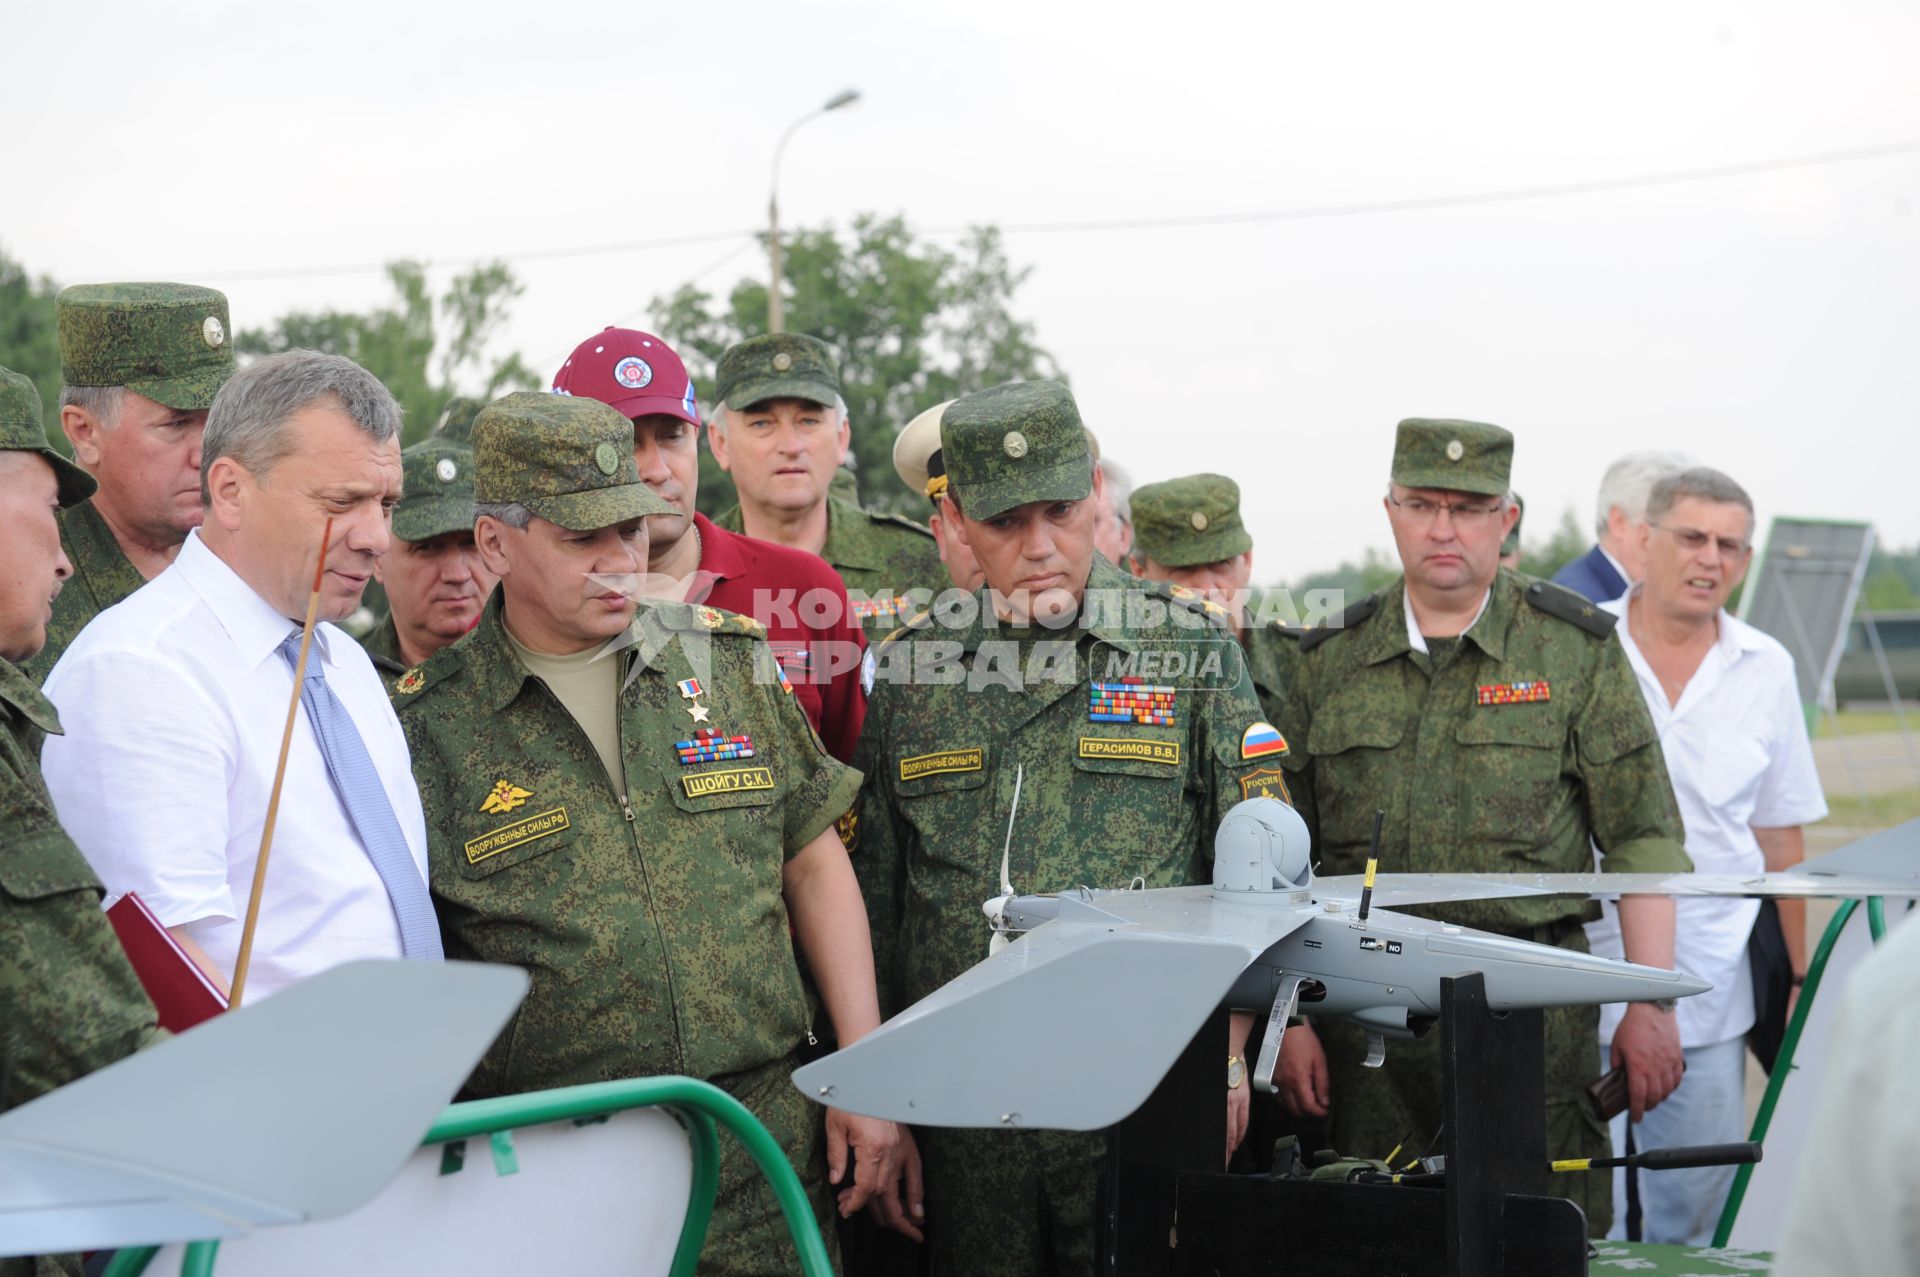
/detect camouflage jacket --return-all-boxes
[1242,618,1299,726]
[23,501,148,682]
[394,595,861,1094]
[0,656,160,1115]
[714,495,948,637]
[1277,571,1689,934]
[358,614,406,686]
[854,557,1294,1016]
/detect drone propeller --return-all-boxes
[984,763,1025,956]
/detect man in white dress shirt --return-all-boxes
[43,350,436,1002]
[1586,466,1826,1244]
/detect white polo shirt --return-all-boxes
[1587,592,1827,1047]
[42,529,429,1002]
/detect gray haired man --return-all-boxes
[1551,451,1695,603]
[43,350,437,1002]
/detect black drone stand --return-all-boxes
[1099,972,1589,1276]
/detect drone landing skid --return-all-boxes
[1250,974,1303,1096]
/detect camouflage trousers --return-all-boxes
[916,1127,1102,1276]
[703,1053,841,1276]
[1319,956,1613,1236]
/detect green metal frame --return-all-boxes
[1711,897,1890,1246]
[99,1074,832,1277]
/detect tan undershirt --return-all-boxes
[504,628,626,792]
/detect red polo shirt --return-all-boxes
[685,513,867,763]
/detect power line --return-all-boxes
[162,137,1920,282]
[919,137,1920,236]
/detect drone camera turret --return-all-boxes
[1213,797,1313,898]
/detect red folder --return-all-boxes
[105,892,228,1032]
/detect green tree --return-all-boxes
[1860,543,1920,612]
[240,260,537,444]
[0,246,69,450]
[1525,507,1590,581]
[651,215,1059,517]
[1287,546,1404,606]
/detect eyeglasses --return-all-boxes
[1387,495,1504,527]
[1651,524,1750,559]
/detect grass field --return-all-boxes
[1824,785,1920,829]
[1815,707,1920,738]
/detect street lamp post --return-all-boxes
[768,88,860,334]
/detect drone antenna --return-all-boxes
[999,763,1024,899]
[1357,808,1385,923]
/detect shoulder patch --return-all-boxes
[1524,580,1617,638]
[866,509,935,539]
[875,609,935,652]
[647,599,766,639]
[391,647,463,706]
[1152,581,1228,621]
[1299,592,1380,652]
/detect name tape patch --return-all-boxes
[682,766,776,799]
[899,748,985,782]
[1078,737,1181,766]
[466,806,570,865]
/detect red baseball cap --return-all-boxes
[552,327,700,424]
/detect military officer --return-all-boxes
[707,334,947,636]
[1,366,163,1277]
[1500,490,1525,571]
[1271,419,1690,1236]
[856,380,1289,1274]
[1128,472,1298,724]
[25,283,235,680]
[890,398,985,592]
[361,437,495,684]
[394,392,914,1271]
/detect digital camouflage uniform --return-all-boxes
[394,393,861,1276]
[855,383,1293,1274]
[1128,473,1299,724]
[25,501,147,682]
[24,283,235,682]
[710,333,947,638]
[0,368,163,1277]
[359,436,481,688]
[1275,420,1689,1236]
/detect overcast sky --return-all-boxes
[5,0,1917,583]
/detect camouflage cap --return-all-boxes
[1391,418,1512,497]
[472,392,674,531]
[56,282,235,410]
[714,333,841,411]
[940,380,1092,522]
[393,438,479,543]
[1502,490,1525,556]
[1130,473,1254,567]
[892,399,957,503]
[434,396,484,446]
[0,366,95,508]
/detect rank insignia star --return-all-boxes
[481,779,534,814]
[395,667,425,694]
[676,727,756,765]
[1476,679,1551,706]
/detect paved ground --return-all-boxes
[1811,729,1920,797]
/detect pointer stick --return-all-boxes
[229,517,333,1009]
[1358,808,1385,923]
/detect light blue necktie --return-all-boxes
[280,632,443,959]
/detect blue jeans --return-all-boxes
[1598,1036,1748,1245]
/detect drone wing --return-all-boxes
[794,887,1313,1130]
[1322,816,1920,910]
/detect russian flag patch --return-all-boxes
[1241,722,1288,759]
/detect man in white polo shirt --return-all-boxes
[42,350,436,1001]
[1586,465,1826,1244]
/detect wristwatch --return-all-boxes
[1227,1055,1247,1091]
[1651,997,1677,1013]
